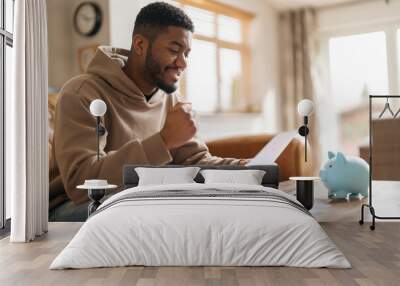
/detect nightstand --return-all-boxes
[77,180,118,216]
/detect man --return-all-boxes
[50,2,249,221]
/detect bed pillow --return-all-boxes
[135,167,201,186]
[200,169,266,185]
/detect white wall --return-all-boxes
[47,0,110,89]
[108,0,152,49]
[47,0,74,89]
[108,0,280,138]
[70,0,111,76]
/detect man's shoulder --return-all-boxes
[58,74,105,105]
[61,74,101,96]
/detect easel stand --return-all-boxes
[359,95,400,230]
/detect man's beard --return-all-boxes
[145,45,178,94]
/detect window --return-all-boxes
[321,25,400,157]
[329,32,389,112]
[177,0,253,113]
[1,0,14,231]
[328,31,389,155]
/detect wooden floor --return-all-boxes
[1,180,400,286]
[1,222,400,286]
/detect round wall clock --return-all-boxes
[73,2,102,37]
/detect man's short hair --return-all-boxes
[133,2,194,40]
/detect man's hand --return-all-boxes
[160,102,197,150]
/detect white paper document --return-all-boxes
[246,130,298,166]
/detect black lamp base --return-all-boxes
[296,180,314,210]
[88,189,105,216]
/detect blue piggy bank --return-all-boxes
[319,151,369,199]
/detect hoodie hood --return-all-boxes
[86,46,163,104]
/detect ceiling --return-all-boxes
[266,0,366,10]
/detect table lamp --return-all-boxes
[81,99,112,216]
[297,99,314,162]
[89,99,107,160]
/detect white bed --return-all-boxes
[50,183,351,269]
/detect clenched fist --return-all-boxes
[160,102,197,150]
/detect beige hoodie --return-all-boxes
[51,46,248,205]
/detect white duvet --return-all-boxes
[50,183,351,269]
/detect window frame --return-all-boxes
[177,0,253,113]
[0,0,14,232]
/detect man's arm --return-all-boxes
[164,96,249,166]
[170,137,250,166]
[54,83,172,204]
[166,94,250,166]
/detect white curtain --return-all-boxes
[8,0,49,242]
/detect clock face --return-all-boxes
[74,2,102,37]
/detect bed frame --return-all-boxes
[122,164,279,189]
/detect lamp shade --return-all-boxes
[297,99,314,116]
[90,99,107,117]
